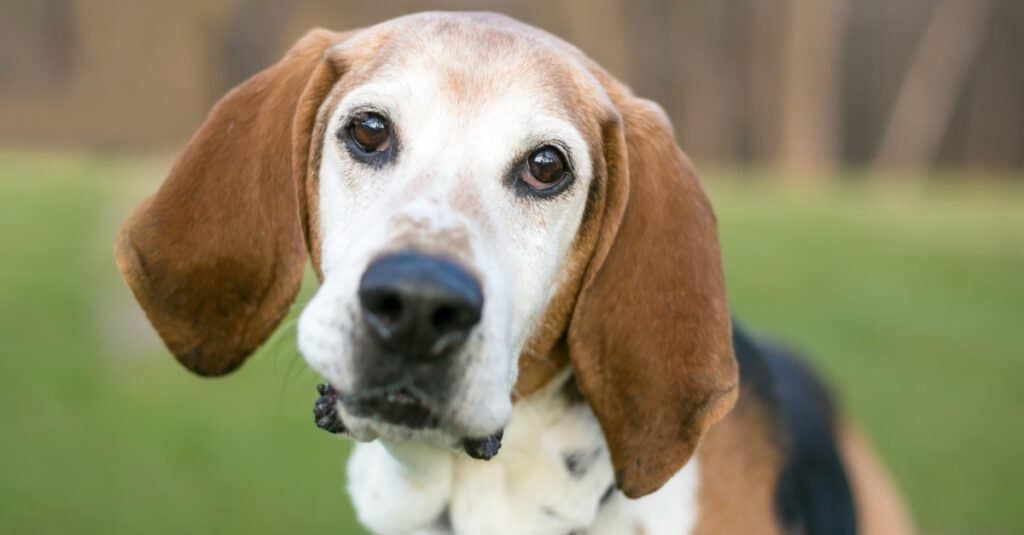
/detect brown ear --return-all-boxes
[115,29,345,376]
[567,92,738,498]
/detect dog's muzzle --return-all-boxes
[332,251,484,427]
[312,251,504,457]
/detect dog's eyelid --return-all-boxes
[339,106,395,135]
[335,103,394,136]
[536,140,575,171]
[346,104,391,121]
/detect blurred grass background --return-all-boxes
[0,153,1020,534]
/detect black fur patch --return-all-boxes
[562,447,602,479]
[433,505,452,531]
[733,322,858,535]
[562,373,586,404]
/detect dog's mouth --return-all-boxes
[313,383,504,460]
[340,386,442,430]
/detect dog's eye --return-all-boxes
[348,112,391,153]
[522,146,569,191]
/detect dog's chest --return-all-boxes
[345,380,702,535]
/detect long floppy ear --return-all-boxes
[567,92,739,498]
[115,29,346,376]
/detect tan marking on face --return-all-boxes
[303,39,391,279]
[434,34,520,106]
[386,221,474,268]
[303,87,335,280]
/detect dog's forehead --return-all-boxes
[329,13,606,138]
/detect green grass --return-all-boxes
[0,154,1021,534]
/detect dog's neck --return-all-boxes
[345,371,702,535]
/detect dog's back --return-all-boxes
[728,323,915,534]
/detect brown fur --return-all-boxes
[693,389,785,534]
[564,80,738,498]
[839,423,917,535]
[115,29,345,376]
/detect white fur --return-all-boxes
[590,463,701,535]
[346,373,701,535]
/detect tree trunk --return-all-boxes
[778,0,850,182]
[873,0,991,170]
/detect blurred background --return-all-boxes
[0,1,1020,534]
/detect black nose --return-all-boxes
[358,252,483,360]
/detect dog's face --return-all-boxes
[297,19,601,445]
[116,12,738,498]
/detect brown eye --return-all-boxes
[349,112,391,153]
[523,146,568,190]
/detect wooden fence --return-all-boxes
[2,0,1021,172]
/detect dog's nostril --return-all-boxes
[366,292,404,325]
[431,305,457,332]
[431,303,476,334]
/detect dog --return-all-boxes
[115,12,915,534]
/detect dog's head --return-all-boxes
[115,12,737,498]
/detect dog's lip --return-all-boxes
[463,430,504,460]
[338,386,442,430]
[337,384,434,406]
[328,385,506,459]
